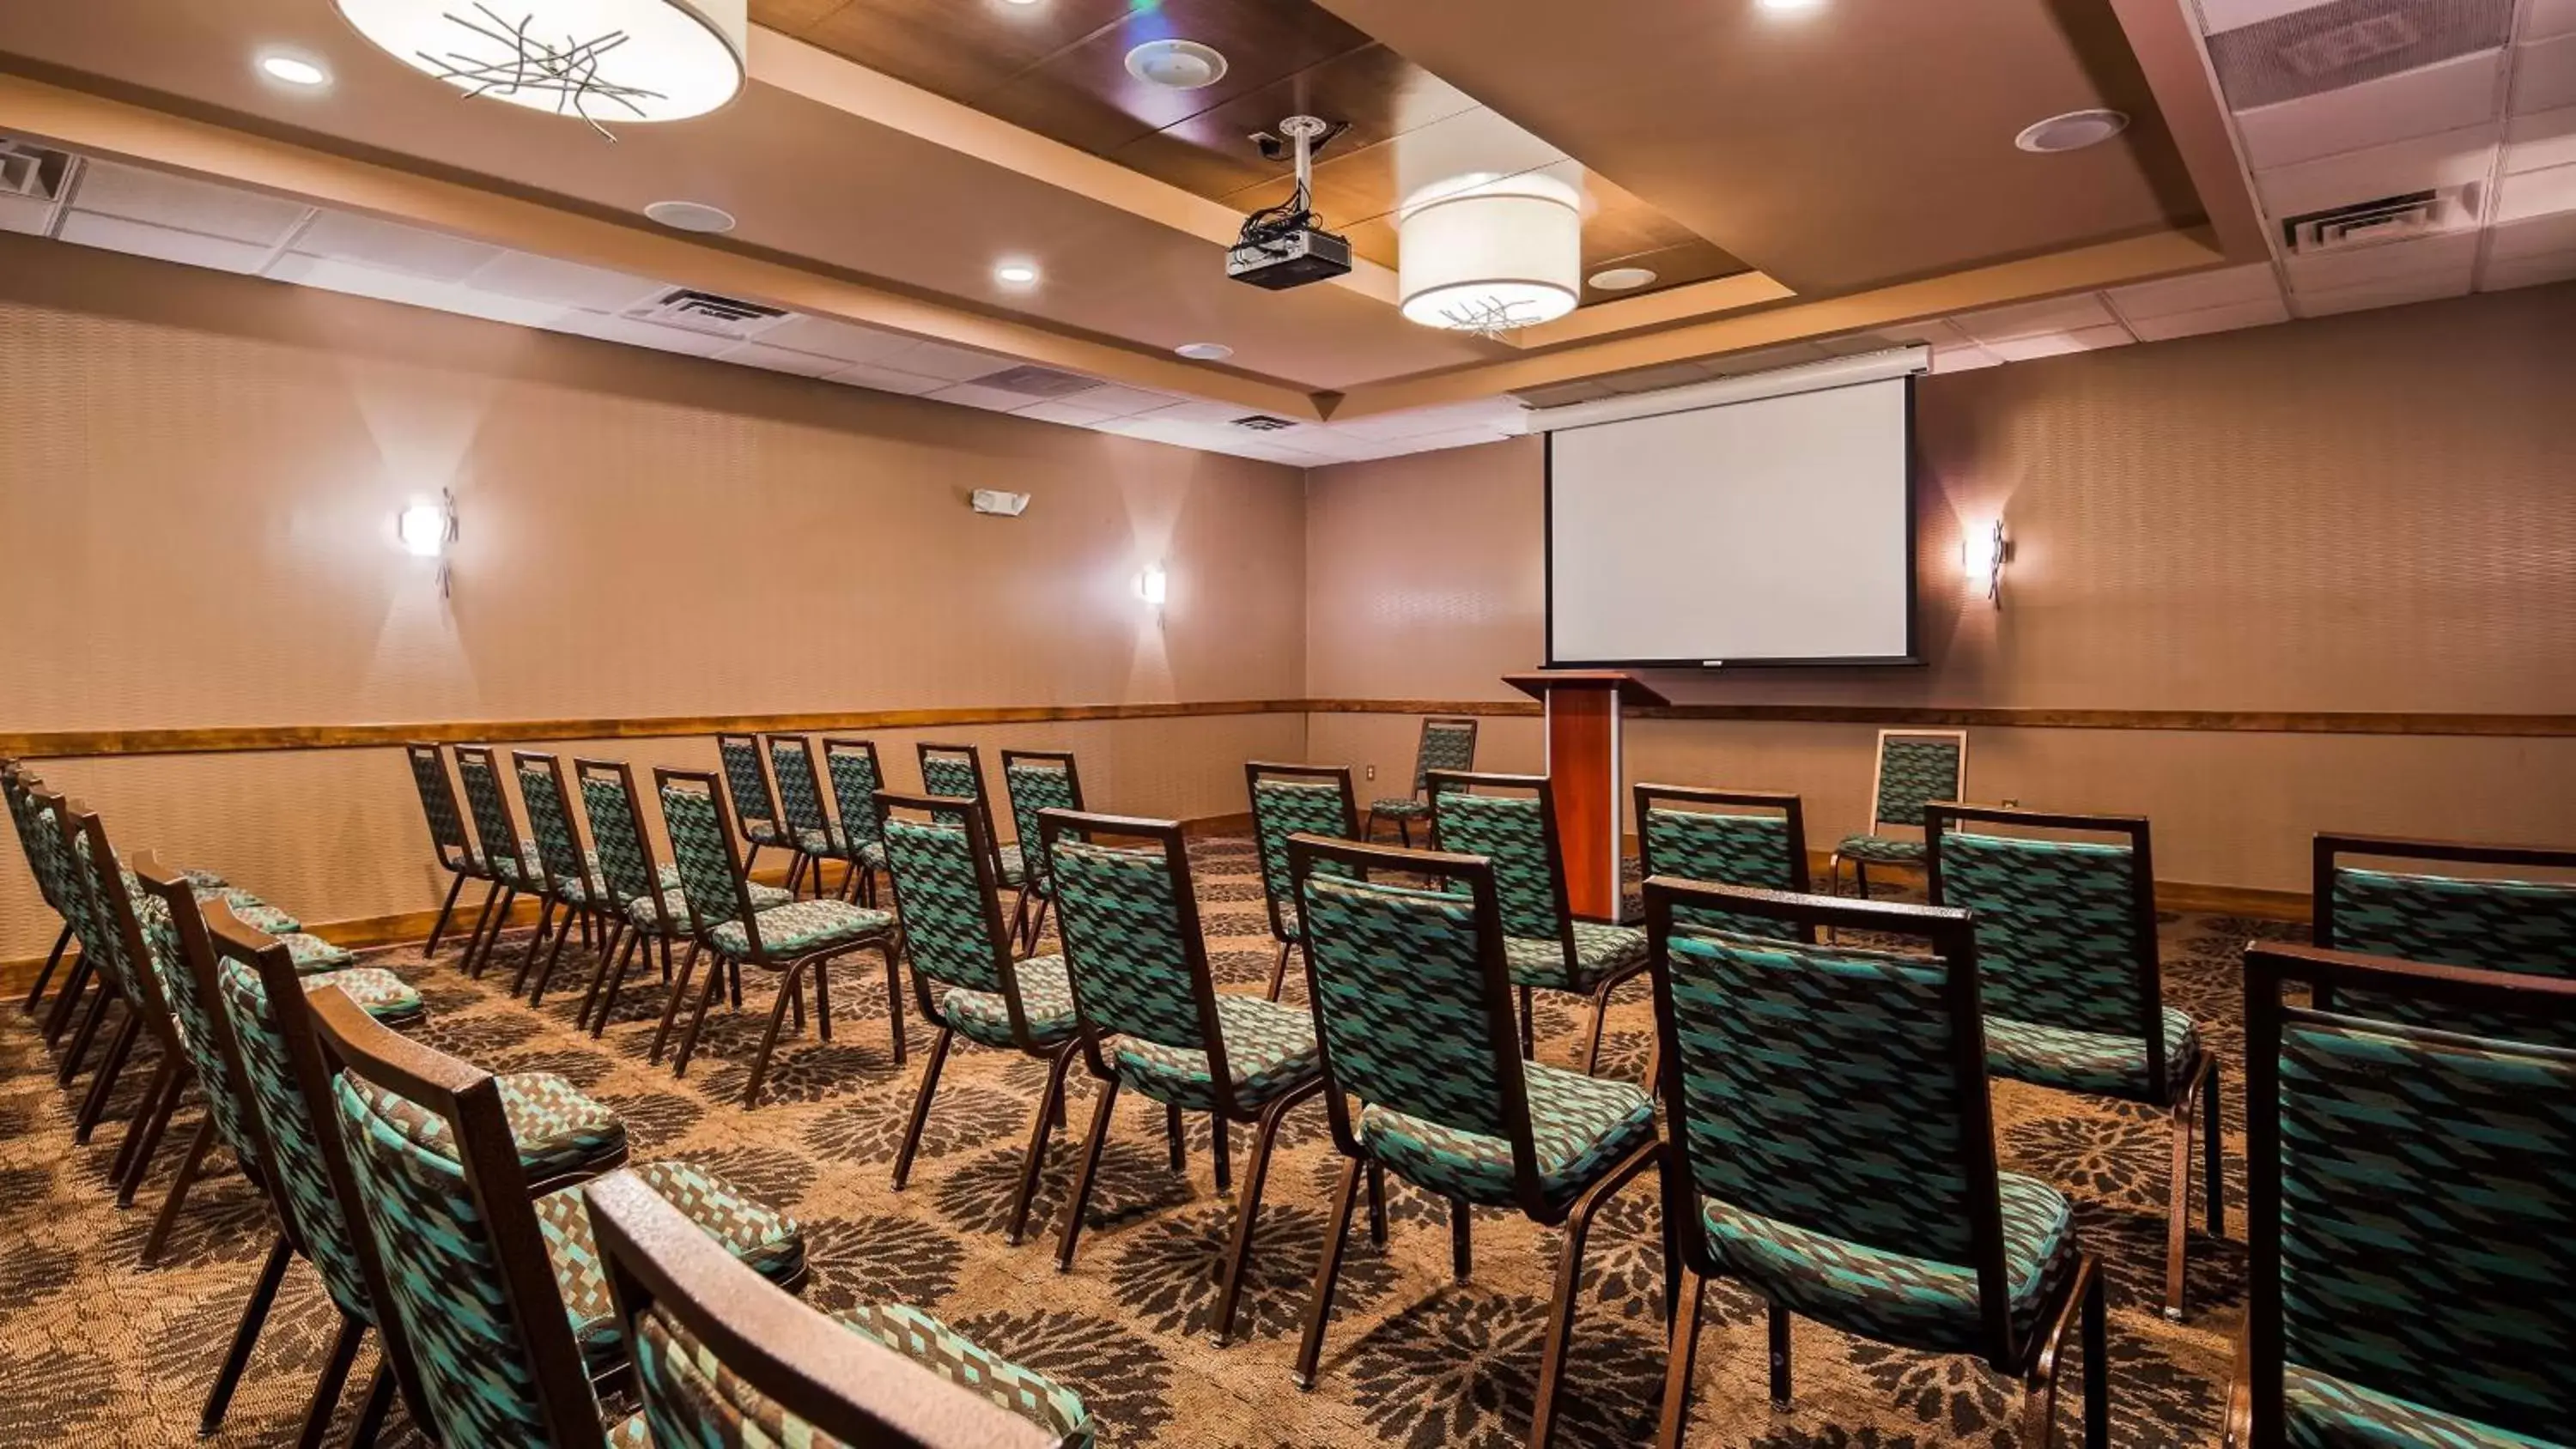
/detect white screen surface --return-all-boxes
[1547,377,1914,664]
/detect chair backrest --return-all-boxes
[766,734,831,841]
[129,856,272,1185]
[64,803,185,1051]
[1642,876,2019,1362]
[821,738,890,859]
[405,743,476,871]
[2242,942,2576,1446]
[454,745,533,886]
[4,763,68,912]
[574,759,665,917]
[513,751,593,902]
[917,743,1007,878]
[1041,810,1226,1088]
[2312,834,2576,1046]
[31,783,133,1001]
[1927,804,2171,1092]
[585,1171,1080,1449]
[1411,717,1479,794]
[875,791,1027,1025]
[1000,750,1084,883]
[303,978,604,1447]
[1868,729,1968,834]
[1425,772,1570,948]
[1245,762,1360,943]
[657,768,761,946]
[1632,785,1812,943]
[717,733,781,840]
[1291,835,1540,1204]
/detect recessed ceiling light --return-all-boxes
[1588,266,1657,292]
[1125,39,1228,90]
[2014,108,2129,154]
[994,260,1040,286]
[1000,0,1042,5]
[1175,342,1233,361]
[643,199,737,233]
[1757,0,1824,12]
[258,53,331,87]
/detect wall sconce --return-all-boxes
[1963,518,2010,605]
[1135,563,1170,608]
[398,489,458,597]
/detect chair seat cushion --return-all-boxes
[1370,797,1430,819]
[1111,994,1321,1113]
[301,967,424,1025]
[1276,900,1302,943]
[1358,1060,1655,1210]
[484,839,550,889]
[179,865,228,890]
[996,841,1027,888]
[1505,921,1649,993]
[541,1159,805,1368]
[625,882,793,934]
[854,840,887,870]
[1699,1170,2080,1358]
[744,822,785,847]
[837,1303,1094,1446]
[708,899,895,959]
[941,955,1080,1049]
[342,1070,630,1186]
[2279,1364,2551,1449]
[797,824,848,856]
[1986,1005,2202,1101]
[280,932,359,975]
[196,888,301,937]
[1836,834,1926,865]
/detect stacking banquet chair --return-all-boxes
[514,749,622,1006]
[822,737,895,906]
[718,731,791,876]
[918,743,1039,935]
[1633,785,1814,939]
[1365,714,1479,846]
[1287,834,1663,1449]
[5,760,83,1018]
[767,732,846,899]
[404,742,497,961]
[1642,876,2109,1449]
[179,892,635,1445]
[1244,761,1362,1003]
[1042,808,1334,1346]
[2229,941,2576,1449]
[877,789,1082,1244]
[1826,728,1966,898]
[1000,748,1084,949]
[1428,769,1650,1073]
[655,767,905,1106]
[454,743,558,980]
[1927,804,2221,1321]
[2311,832,2576,1046]
[586,1166,1094,1448]
[301,978,811,1448]
[570,757,792,1040]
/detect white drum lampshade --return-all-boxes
[336,0,748,124]
[1397,172,1583,332]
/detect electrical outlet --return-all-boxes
[1365,764,1376,781]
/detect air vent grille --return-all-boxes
[2281,190,2445,252]
[2207,0,2511,111]
[981,365,1101,398]
[622,288,790,338]
[1231,415,1296,431]
[0,136,73,202]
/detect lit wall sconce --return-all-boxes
[1135,562,1170,608]
[1963,518,2010,605]
[398,489,458,597]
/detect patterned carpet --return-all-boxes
[0,834,2294,1448]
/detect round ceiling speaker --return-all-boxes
[643,199,738,233]
[336,0,748,123]
[1125,39,1228,90]
[1175,342,1234,361]
[1587,266,1657,292]
[2014,108,2129,154]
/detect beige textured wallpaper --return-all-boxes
[0,239,1307,957]
[1306,286,2576,893]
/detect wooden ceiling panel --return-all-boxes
[1108,44,1483,202]
[769,0,1144,106]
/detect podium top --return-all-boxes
[1502,670,1672,707]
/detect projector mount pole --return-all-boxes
[1279,115,1327,212]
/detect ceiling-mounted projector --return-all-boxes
[1227,114,1350,290]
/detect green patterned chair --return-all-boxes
[876,790,1082,1245]
[1365,715,1478,846]
[1000,748,1084,949]
[766,733,843,899]
[1828,728,1967,897]
[456,743,556,980]
[822,737,894,906]
[1928,803,2221,1322]
[1633,784,1814,943]
[718,731,790,875]
[514,749,621,1006]
[916,741,1025,898]
[405,742,497,961]
[298,974,809,1449]
[6,760,82,1019]
[585,1169,1092,1449]
[1641,876,2109,1449]
[2231,941,2576,1449]
[2312,833,2576,1048]
[1243,761,1362,1003]
[654,768,906,1106]
[1041,808,1329,1344]
[1288,834,1663,1448]
[182,894,639,1445]
[1428,769,1650,1073]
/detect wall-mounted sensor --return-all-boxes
[971,489,1031,517]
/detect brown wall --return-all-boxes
[0,238,1306,958]
[1306,286,2576,894]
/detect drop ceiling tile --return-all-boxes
[925,381,1039,411]
[878,339,1014,382]
[2507,103,2576,173]
[1983,324,2136,361]
[1864,319,1975,349]
[1127,400,1261,427]
[2486,197,2576,257]
[2283,228,2482,289]
[2254,122,2500,225]
[1013,400,1121,426]
[2196,0,2337,33]
[752,313,923,366]
[2537,0,2576,40]
[464,251,664,312]
[2481,248,2576,288]
[1949,294,2120,344]
[2234,50,2506,172]
[2292,266,2473,316]
[291,211,501,282]
[1056,384,1181,417]
[1366,427,1518,458]
[821,361,948,396]
[1229,440,1333,467]
[2127,294,2292,341]
[1929,343,2002,373]
[2497,155,2576,220]
[70,161,307,246]
[2514,31,2576,114]
[56,212,270,273]
[0,191,52,236]
[2109,263,2281,318]
[1598,361,1710,394]
[546,311,738,358]
[1704,343,1832,376]
[716,342,848,377]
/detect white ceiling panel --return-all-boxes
[70,160,307,245]
[875,338,1014,382]
[1012,400,1121,427]
[1949,293,2120,343]
[922,381,1035,411]
[2108,262,2281,318]
[2482,248,2576,286]
[2234,50,2507,172]
[2125,294,2292,340]
[819,361,947,395]
[57,211,270,273]
[2293,264,2474,315]
[1984,324,2136,361]
[714,341,848,377]
[2255,121,2500,224]
[750,313,921,366]
[1929,343,2002,373]
[2506,103,2576,170]
[1704,343,1832,375]
[2497,156,2576,219]
[1060,384,1183,417]
[546,311,738,358]
[292,210,501,282]
[2196,0,2339,35]
[2514,30,2576,113]
[2284,228,2482,289]
[2487,200,2576,256]
[462,251,662,312]
[0,191,53,236]
[2536,0,2576,39]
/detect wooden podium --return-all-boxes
[1504,670,1670,922]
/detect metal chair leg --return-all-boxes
[526,907,581,1005]
[421,871,467,959]
[2205,1059,2226,1237]
[1291,1155,1365,1391]
[1528,1145,1658,1449]
[58,986,115,1085]
[1768,1301,1794,1407]
[891,1028,953,1191]
[881,938,908,1065]
[21,921,72,1014]
[1056,1076,1122,1271]
[739,961,807,1108]
[1212,1117,1231,1192]
[1212,1084,1314,1347]
[1265,939,1294,1003]
[295,1313,367,1449]
[112,1059,183,1205]
[646,943,702,1066]
[42,955,94,1045]
[348,1361,396,1449]
[1166,1102,1186,1172]
[1365,1160,1388,1246]
[74,1011,142,1141]
[202,1234,293,1434]
[670,953,731,1080]
[451,882,501,975]
[585,930,641,1039]
[141,1115,219,1266]
[2164,1053,2214,1321]
[1005,1042,1080,1246]
[508,899,558,995]
[1653,1271,1708,1449]
[1450,1196,1473,1279]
